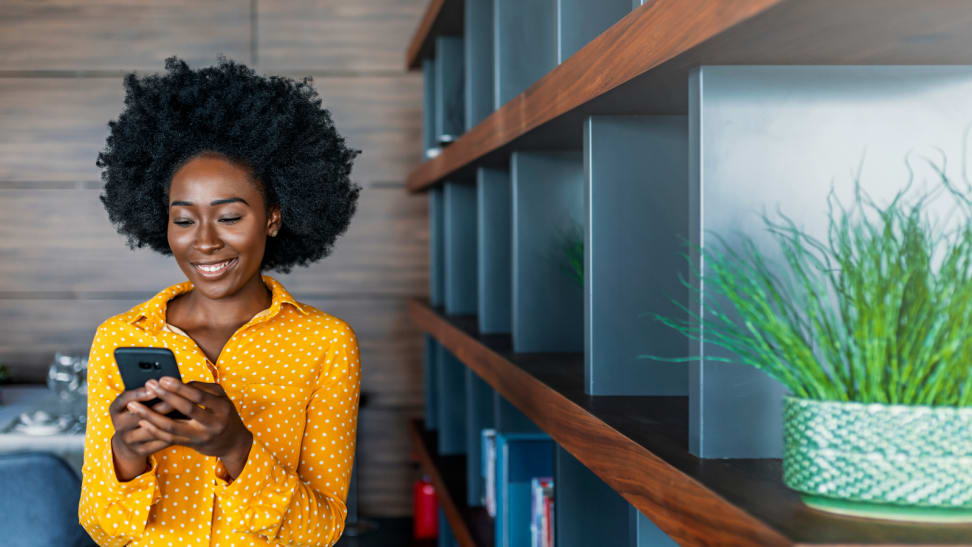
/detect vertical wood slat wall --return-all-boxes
[0,0,427,517]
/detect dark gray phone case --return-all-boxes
[114,347,188,420]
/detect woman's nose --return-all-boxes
[193,221,223,251]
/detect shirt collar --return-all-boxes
[126,274,309,333]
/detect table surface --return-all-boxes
[0,385,85,473]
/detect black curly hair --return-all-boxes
[96,55,361,274]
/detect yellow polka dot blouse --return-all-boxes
[78,274,361,546]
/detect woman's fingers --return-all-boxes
[109,386,157,417]
[127,401,194,444]
[143,379,208,421]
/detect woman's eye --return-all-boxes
[173,220,192,226]
[220,217,241,223]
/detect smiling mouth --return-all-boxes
[192,257,238,277]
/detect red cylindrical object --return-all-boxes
[413,475,438,539]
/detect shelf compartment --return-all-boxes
[409,298,972,546]
[476,167,511,335]
[583,115,689,396]
[435,35,465,144]
[406,0,972,192]
[493,0,557,110]
[409,418,494,547]
[464,0,494,129]
[557,0,632,63]
[465,368,495,507]
[555,444,676,547]
[424,334,440,430]
[436,343,467,455]
[443,181,477,315]
[511,150,584,353]
[494,432,555,547]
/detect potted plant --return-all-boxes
[647,167,972,522]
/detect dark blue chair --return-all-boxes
[0,452,95,547]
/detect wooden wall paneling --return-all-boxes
[0,0,251,71]
[475,167,511,335]
[493,0,557,108]
[434,36,464,144]
[429,186,445,306]
[464,0,494,130]
[0,185,426,296]
[258,0,427,73]
[442,181,477,315]
[272,73,423,185]
[435,344,467,455]
[510,151,583,353]
[464,367,494,507]
[557,0,632,63]
[583,116,689,396]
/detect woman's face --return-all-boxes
[166,154,280,298]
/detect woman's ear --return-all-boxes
[267,206,282,237]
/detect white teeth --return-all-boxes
[197,259,233,273]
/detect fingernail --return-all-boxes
[161,377,176,387]
[146,379,158,389]
[127,401,138,412]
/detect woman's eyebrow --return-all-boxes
[170,197,249,208]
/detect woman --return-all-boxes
[78,55,362,547]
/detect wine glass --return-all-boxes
[47,352,81,428]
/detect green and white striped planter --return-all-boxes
[783,396,972,523]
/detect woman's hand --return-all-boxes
[126,377,253,479]
[108,387,176,481]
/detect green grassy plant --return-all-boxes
[644,163,972,407]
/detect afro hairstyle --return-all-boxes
[96,55,361,274]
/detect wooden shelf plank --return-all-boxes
[408,418,494,547]
[405,0,972,192]
[409,297,972,546]
[405,0,463,70]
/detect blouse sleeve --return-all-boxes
[214,323,362,546]
[77,321,162,546]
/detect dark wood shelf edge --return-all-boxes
[408,418,493,547]
[408,298,791,547]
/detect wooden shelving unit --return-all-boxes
[404,1,972,545]
[405,0,972,192]
[410,300,972,546]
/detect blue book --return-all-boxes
[494,432,554,547]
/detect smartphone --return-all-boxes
[114,347,189,420]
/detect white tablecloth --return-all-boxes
[0,385,85,474]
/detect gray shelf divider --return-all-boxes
[434,36,465,144]
[465,0,495,128]
[557,0,632,63]
[435,344,467,455]
[511,150,584,353]
[465,369,495,506]
[584,115,689,396]
[477,167,512,334]
[424,334,439,431]
[443,181,478,315]
[628,505,678,546]
[494,0,557,108]
[429,186,445,307]
[422,57,440,159]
